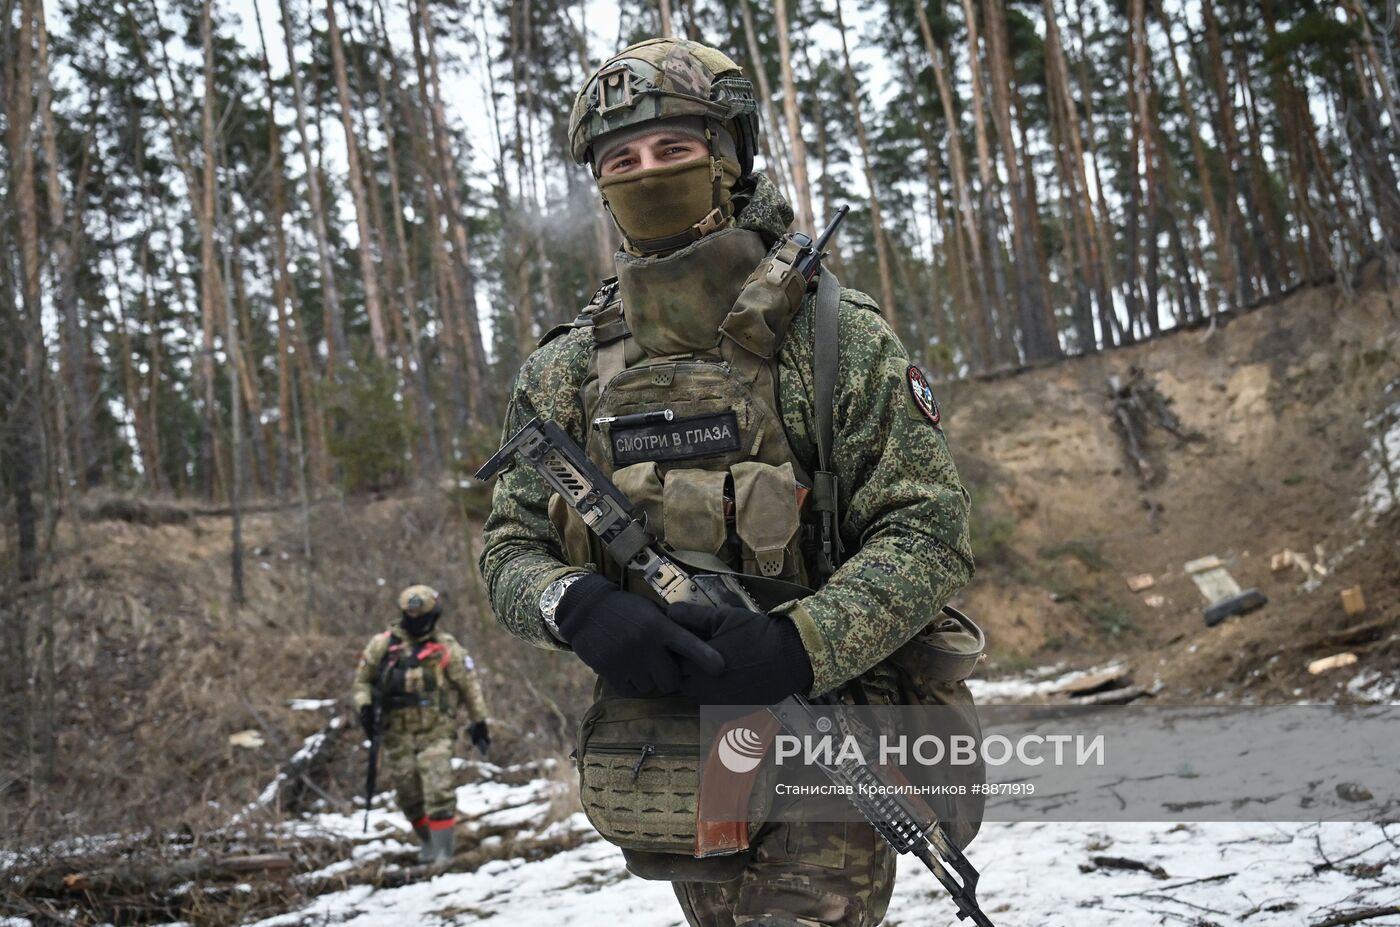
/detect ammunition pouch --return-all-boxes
[375,637,450,716]
[575,692,777,881]
[888,606,985,689]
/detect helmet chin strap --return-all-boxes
[594,119,731,257]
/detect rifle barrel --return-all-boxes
[812,205,850,254]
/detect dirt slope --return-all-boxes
[943,283,1400,701]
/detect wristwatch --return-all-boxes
[539,573,586,643]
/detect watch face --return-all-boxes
[541,580,567,616]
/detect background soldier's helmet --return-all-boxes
[397,584,439,617]
[569,38,760,176]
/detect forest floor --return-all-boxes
[2,279,1398,924]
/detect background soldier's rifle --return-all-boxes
[362,679,385,833]
[476,414,995,926]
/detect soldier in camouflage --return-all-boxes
[478,37,973,926]
[352,585,491,865]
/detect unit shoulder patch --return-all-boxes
[906,365,941,428]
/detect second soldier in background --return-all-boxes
[352,585,491,865]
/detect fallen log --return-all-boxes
[1312,905,1400,927]
[1071,685,1148,706]
[1083,855,1168,879]
[25,854,293,897]
[242,715,347,819]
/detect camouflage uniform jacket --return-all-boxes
[352,628,489,733]
[478,174,975,696]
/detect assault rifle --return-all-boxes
[362,682,385,833]
[476,417,995,926]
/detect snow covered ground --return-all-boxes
[241,762,1400,927]
[10,666,1375,927]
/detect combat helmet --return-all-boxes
[398,584,443,636]
[398,584,440,617]
[569,38,760,177]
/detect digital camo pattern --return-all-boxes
[733,172,795,246]
[477,172,975,696]
[768,289,974,695]
[673,818,896,926]
[383,728,457,821]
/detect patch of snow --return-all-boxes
[244,837,679,927]
[243,817,1400,927]
[474,799,554,831]
[229,719,346,825]
[224,739,1400,927]
[968,663,1124,704]
[1347,669,1400,705]
[1358,385,1400,521]
[287,698,338,711]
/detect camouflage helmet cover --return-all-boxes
[569,38,759,175]
[398,584,440,617]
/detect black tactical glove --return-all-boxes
[667,603,814,706]
[358,705,376,738]
[556,574,726,697]
[468,721,491,756]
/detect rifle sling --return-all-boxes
[812,269,844,577]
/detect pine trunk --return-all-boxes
[773,0,815,233]
[834,0,898,333]
[369,0,441,474]
[1157,3,1235,313]
[1231,40,1285,294]
[325,0,389,360]
[231,239,273,494]
[916,3,993,366]
[738,0,793,204]
[412,0,494,427]
[983,0,1057,360]
[278,0,350,375]
[199,0,225,499]
[1043,0,1108,350]
[253,0,299,494]
[401,28,471,435]
[897,34,976,365]
[1130,0,1159,336]
[1068,0,1128,346]
[135,227,165,491]
[1201,0,1257,306]
[207,2,244,600]
[36,2,100,488]
[960,0,1016,365]
[6,0,43,589]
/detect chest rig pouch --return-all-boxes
[376,635,450,714]
[557,228,820,881]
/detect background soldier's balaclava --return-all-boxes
[568,39,759,256]
[398,584,442,638]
